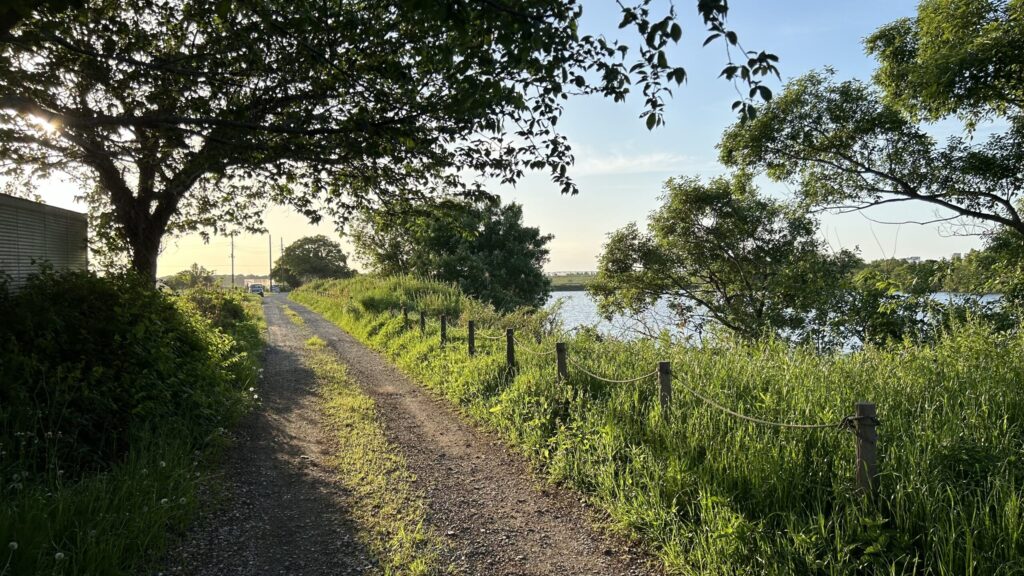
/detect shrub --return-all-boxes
[0,271,257,477]
[0,271,263,575]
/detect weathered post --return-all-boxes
[854,401,878,499]
[440,315,448,346]
[658,361,672,414]
[402,306,409,330]
[505,328,515,369]
[556,342,568,381]
[419,311,426,334]
[468,320,476,356]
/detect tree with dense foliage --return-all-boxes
[719,0,1024,237]
[350,198,552,311]
[0,0,777,279]
[271,235,353,288]
[163,263,216,291]
[590,173,860,344]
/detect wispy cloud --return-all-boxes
[571,150,701,176]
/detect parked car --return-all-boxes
[248,283,265,297]
[270,285,280,293]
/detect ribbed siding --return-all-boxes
[0,194,88,291]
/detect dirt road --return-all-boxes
[167,295,658,575]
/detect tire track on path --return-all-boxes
[285,296,660,576]
[165,298,373,575]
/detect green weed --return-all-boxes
[302,337,447,575]
[294,277,1024,575]
[0,273,264,575]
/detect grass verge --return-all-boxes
[301,333,448,575]
[1,278,264,575]
[293,276,1024,576]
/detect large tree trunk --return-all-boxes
[130,240,160,281]
[125,214,165,282]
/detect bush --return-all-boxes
[0,271,263,575]
[0,271,259,477]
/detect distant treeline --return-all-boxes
[547,273,597,291]
[858,244,1018,296]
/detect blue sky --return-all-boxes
[37,1,986,277]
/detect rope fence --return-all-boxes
[567,357,658,384]
[303,290,881,498]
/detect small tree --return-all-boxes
[591,173,859,345]
[164,263,215,291]
[271,235,353,288]
[350,197,552,311]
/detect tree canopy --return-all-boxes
[350,197,552,311]
[0,0,777,279]
[271,235,354,288]
[162,263,215,291]
[719,0,1024,238]
[590,173,859,344]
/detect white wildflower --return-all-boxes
[54,552,64,561]
[8,542,17,551]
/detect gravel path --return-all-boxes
[163,299,375,575]
[284,296,661,576]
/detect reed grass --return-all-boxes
[294,277,1024,575]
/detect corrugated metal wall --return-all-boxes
[0,194,88,290]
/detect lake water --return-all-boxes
[546,290,683,339]
[546,290,1003,340]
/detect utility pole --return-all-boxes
[268,234,273,290]
[230,235,235,289]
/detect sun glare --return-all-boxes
[28,114,59,134]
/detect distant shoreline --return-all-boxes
[548,273,596,292]
[550,285,589,292]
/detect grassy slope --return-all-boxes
[0,290,264,576]
[293,277,1024,576]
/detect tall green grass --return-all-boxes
[294,277,1024,575]
[0,274,264,575]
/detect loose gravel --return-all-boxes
[286,297,662,576]
[164,295,661,575]
[162,299,375,575]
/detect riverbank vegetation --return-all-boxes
[0,272,263,575]
[293,276,1024,575]
[349,197,553,311]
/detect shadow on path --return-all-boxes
[286,297,660,576]
[164,298,373,576]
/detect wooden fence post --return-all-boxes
[658,361,672,414]
[505,328,515,369]
[556,342,567,381]
[402,306,409,330]
[468,321,476,356]
[419,311,426,334]
[440,315,447,346]
[854,401,878,499]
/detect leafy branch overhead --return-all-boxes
[0,0,777,278]
[720,0,1024,236]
